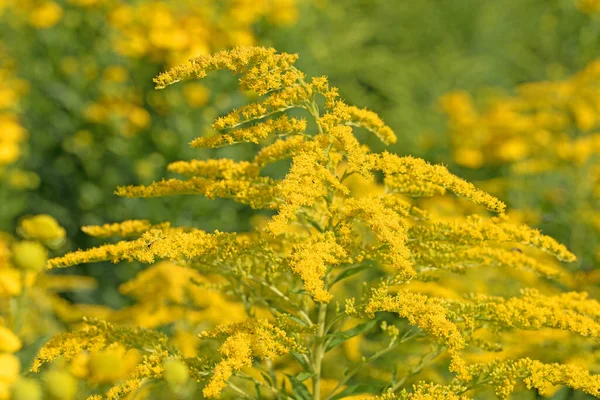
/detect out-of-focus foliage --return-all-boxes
[0,48,39,224]
[269,0,600,159]
[439,58,600,278]
[0,214,114,399]
[0,0,298,238]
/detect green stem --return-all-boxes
[387,346,442,393]
[312,303,328,400]
[227,382,253,399]
[326,339,399,400]
[247,275,313,326]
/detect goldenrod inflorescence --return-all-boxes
[28,47,600,399]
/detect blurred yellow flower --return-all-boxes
[12,241,47,272]
[19,215,66,243]
[28,1,63,29]
[43,370,77,400]
[0,353,20,384]
[182,83,210,108]
[0,326,21,353]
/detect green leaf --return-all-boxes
[295,371,314,382]
[287,374,312,400]
[290,352,311,371]
[260,371,273,386]
[325,319,378,352]
[330,383,383,400]
[332,262,373,284]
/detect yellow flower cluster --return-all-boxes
[289,232,347,303]
[154,47,299,90]
[578,0,600,13]
[190,115,307,148]
[110,1,297,64]
[114,261,245,329]
[0,48,36,190]
[377,153,506,213]
[465,288,600,338]
[410,215,575,262]
[200,318,304,398]
[48,228,231,268]
[464,358,600,398]
[81,219,170,238]
[32,318,177,399]
[440,59,600,170]
[365,288,467,377]
[376,383,468,400]
[0,215,114,400]
[342,197,413,277]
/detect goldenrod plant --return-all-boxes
[26,47,600,399]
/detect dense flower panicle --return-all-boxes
[412,215,575,262]
[31,319,186,399]
[202,332,253,398]
[81,220,170,238]
[343,197,413,277]
[47,228,230,268]
[32,319,191,400]
[411,244,569,281]
[330,125,375,178]
[375,383,469,400]
[153,47,299,90]
[288,232,347,303]
[463,289,600,338]
[32,319,161,372]
[252,135,310,167]
[441,59,600,169]
[364,289,467,377]
[115,176,278,208]
[190,115,306,148]
[212,84,313,131]
[378,153,506,213]
[167,158,260,179]
[320,102,397,145]
[267,147,348,234]
[464,359,600,398]
[200,318,304,398]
